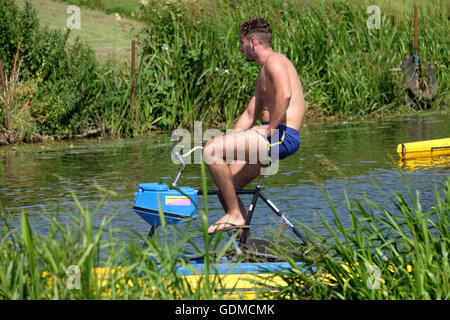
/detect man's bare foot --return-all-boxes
[208,213,246,234]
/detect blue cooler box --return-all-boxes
[133,183,198,226]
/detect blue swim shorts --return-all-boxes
[263,123,300,160]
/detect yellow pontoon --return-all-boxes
[397,138,450,160]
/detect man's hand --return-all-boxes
[252,125,273,138]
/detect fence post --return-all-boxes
[0,60,11,130]
[131,40,136,128]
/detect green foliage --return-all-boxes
[58,0,140,17]
[0,179,239,299]
[133,0,449,131]
[0,0,40,75]
[1,0,449,139]
[263,177,450,299]
[0,1,118,137]
[32,38,103,136]
[1,170,447,299]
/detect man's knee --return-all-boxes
[203,138,214,151]
[203,140,214,164]
[203,138,223,165]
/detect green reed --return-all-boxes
[261,177,450,300]
[131,0,449,129]
[0,166,240,300]
[0,156,448,299]
[105,0,450,134]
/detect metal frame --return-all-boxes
[199,175,310,247]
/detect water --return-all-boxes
[1,113,449,248]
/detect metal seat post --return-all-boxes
[256,175,264,188]
[239,175,265,244]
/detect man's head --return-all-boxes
[239,18,272,62]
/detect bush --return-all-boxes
[31,37,103,136]
[0,0,39,76]
[0,1,113,137]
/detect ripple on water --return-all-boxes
[0,115,449,246]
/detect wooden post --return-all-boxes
[414,5,418,56]
[0,60,11,130]
[131,40,136,127]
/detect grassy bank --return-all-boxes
[56,0,142,18]
[15,0,143,60]
[1,0,449,144]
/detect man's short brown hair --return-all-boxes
[240,18,272,47]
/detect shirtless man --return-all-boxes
[203,18,306,233]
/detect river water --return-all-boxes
[1,113,449,248]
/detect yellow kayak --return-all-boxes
[397,138,450,160]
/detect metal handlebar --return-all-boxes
[171,132,203,187]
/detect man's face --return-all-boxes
[240,34,256,62]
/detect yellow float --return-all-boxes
[397,138,450,160]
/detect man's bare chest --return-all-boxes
[256,73,274,102]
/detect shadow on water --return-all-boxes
[0,113,449,248]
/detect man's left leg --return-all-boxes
[203,130,269,233]
[213,162,263,233]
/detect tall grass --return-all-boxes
[0,162,242,299]
[0,164,448,299]
[58,0,141,18]
[262,177,450,300]
[131,0,450,131]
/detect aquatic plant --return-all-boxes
[262,177,450,300]
[0,161,247,299]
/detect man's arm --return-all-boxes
[233,92,262,133]
[265,56,292,135]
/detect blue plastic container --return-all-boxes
[133,183,198,226]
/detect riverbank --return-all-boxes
[1,108,449,147]
[1,0,448,145]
